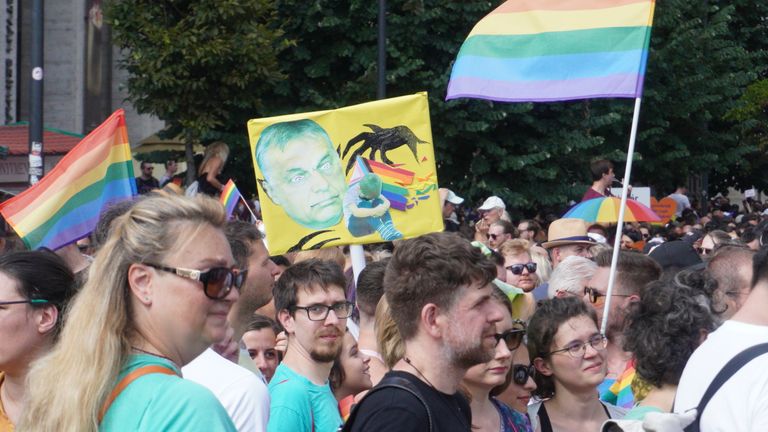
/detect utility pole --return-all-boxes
[29,0,44,185]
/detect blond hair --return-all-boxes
[374,295,404,369]
[197,141,230,176]
[498,238,531,258]
[19,193,226,432]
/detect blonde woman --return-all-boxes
[19,194,243,431]
[197,141,230,196]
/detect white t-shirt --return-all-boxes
[667,193,691,217]
[674,320,768,431]
[183,348,270,431]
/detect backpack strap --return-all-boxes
[685,342,768,432]
[99,364,177,423]
[343,375,433,432]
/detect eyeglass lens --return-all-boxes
[303,302,354,321]
[201,267,238,299]
[494,329,524,351]
[507,262,537,275]
[513,364,536,385]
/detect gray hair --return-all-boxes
[547,255,597,298]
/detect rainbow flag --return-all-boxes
[447,0,656,102]
[219,179,243,219]
[0,110,136,250]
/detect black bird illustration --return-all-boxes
[342,124,428,173]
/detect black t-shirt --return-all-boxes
[347,370,471,432]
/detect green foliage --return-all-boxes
[257,0,765,214]
[106,0,291,191]
[108,0,767,210]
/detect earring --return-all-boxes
[144,296,150,302]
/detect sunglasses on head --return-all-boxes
[512,364,536,385]
[505,262,537,275]
[146,263,246,300]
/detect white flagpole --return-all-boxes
[601,97,642,334]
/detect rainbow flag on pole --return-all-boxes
[219,179,244,219]
[447,0,656,102]
[0,109,136,250]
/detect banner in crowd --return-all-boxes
[446,0,656,102]
[0,109,136,250]
[247,92,442,254]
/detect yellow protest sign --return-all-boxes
[248,92,442,254]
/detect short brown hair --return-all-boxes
[273,259,347,316]
[384,232,497,340]
[594,249,661,296]
[224,221,263,269]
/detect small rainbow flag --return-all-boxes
[219,179,243,219]
[0,109,137,250]
[447,0,656,102]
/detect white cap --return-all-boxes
[444,189,464,205]
[478,196,505,211]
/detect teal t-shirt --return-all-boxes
[267,363,342,432]
[100,354,237,431]
[623,404,664,420]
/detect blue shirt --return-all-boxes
[267,363,342,432]
[100,354,236,431]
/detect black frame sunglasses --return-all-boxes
[146,263,246,300]
[512,364,536,385]
[505,262,537,275]
[494,328,525,351]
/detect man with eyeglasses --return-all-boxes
[345,232,505,432]
[183,221,279,431]
[584,249,660,409]
[267,259,350,432]
[487,220,517,251]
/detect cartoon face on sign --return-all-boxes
[248,92,443,255]
[255,120,347,230]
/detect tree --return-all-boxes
[106,0,291,185]
[258,0,765,215]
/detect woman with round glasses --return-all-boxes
[527,297,626,431]
[0,251,75,429]
[499,240,539,293]
[462,286,532,432]
[20,194,242,431]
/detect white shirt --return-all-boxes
[183,348,270,431]
[668,192,691,217]
[675,320,768,431]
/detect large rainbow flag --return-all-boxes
[446,0,656,102]
[0,109,137,250]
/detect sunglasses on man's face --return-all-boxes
[505,262,537,275]
[512,364,536,386]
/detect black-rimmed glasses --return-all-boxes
[547,334,607,358]
[0,299,49,306]
[512,364,536,385]
[584,286,630,304]
[146,263,246,300]
[291,301,354,321]
[505,262,537,275]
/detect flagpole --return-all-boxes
[601,97,642,335]
[237,194,258,222]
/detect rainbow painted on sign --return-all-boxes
[0,109,136,250]
[447,0,656,102]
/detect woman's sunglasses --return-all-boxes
[494,328,526,351]
[505,262,537,275]
[146,263,246,300]
[512,364,536,385]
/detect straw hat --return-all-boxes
[541,218,595,249]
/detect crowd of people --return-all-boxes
[2,157,768,431]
